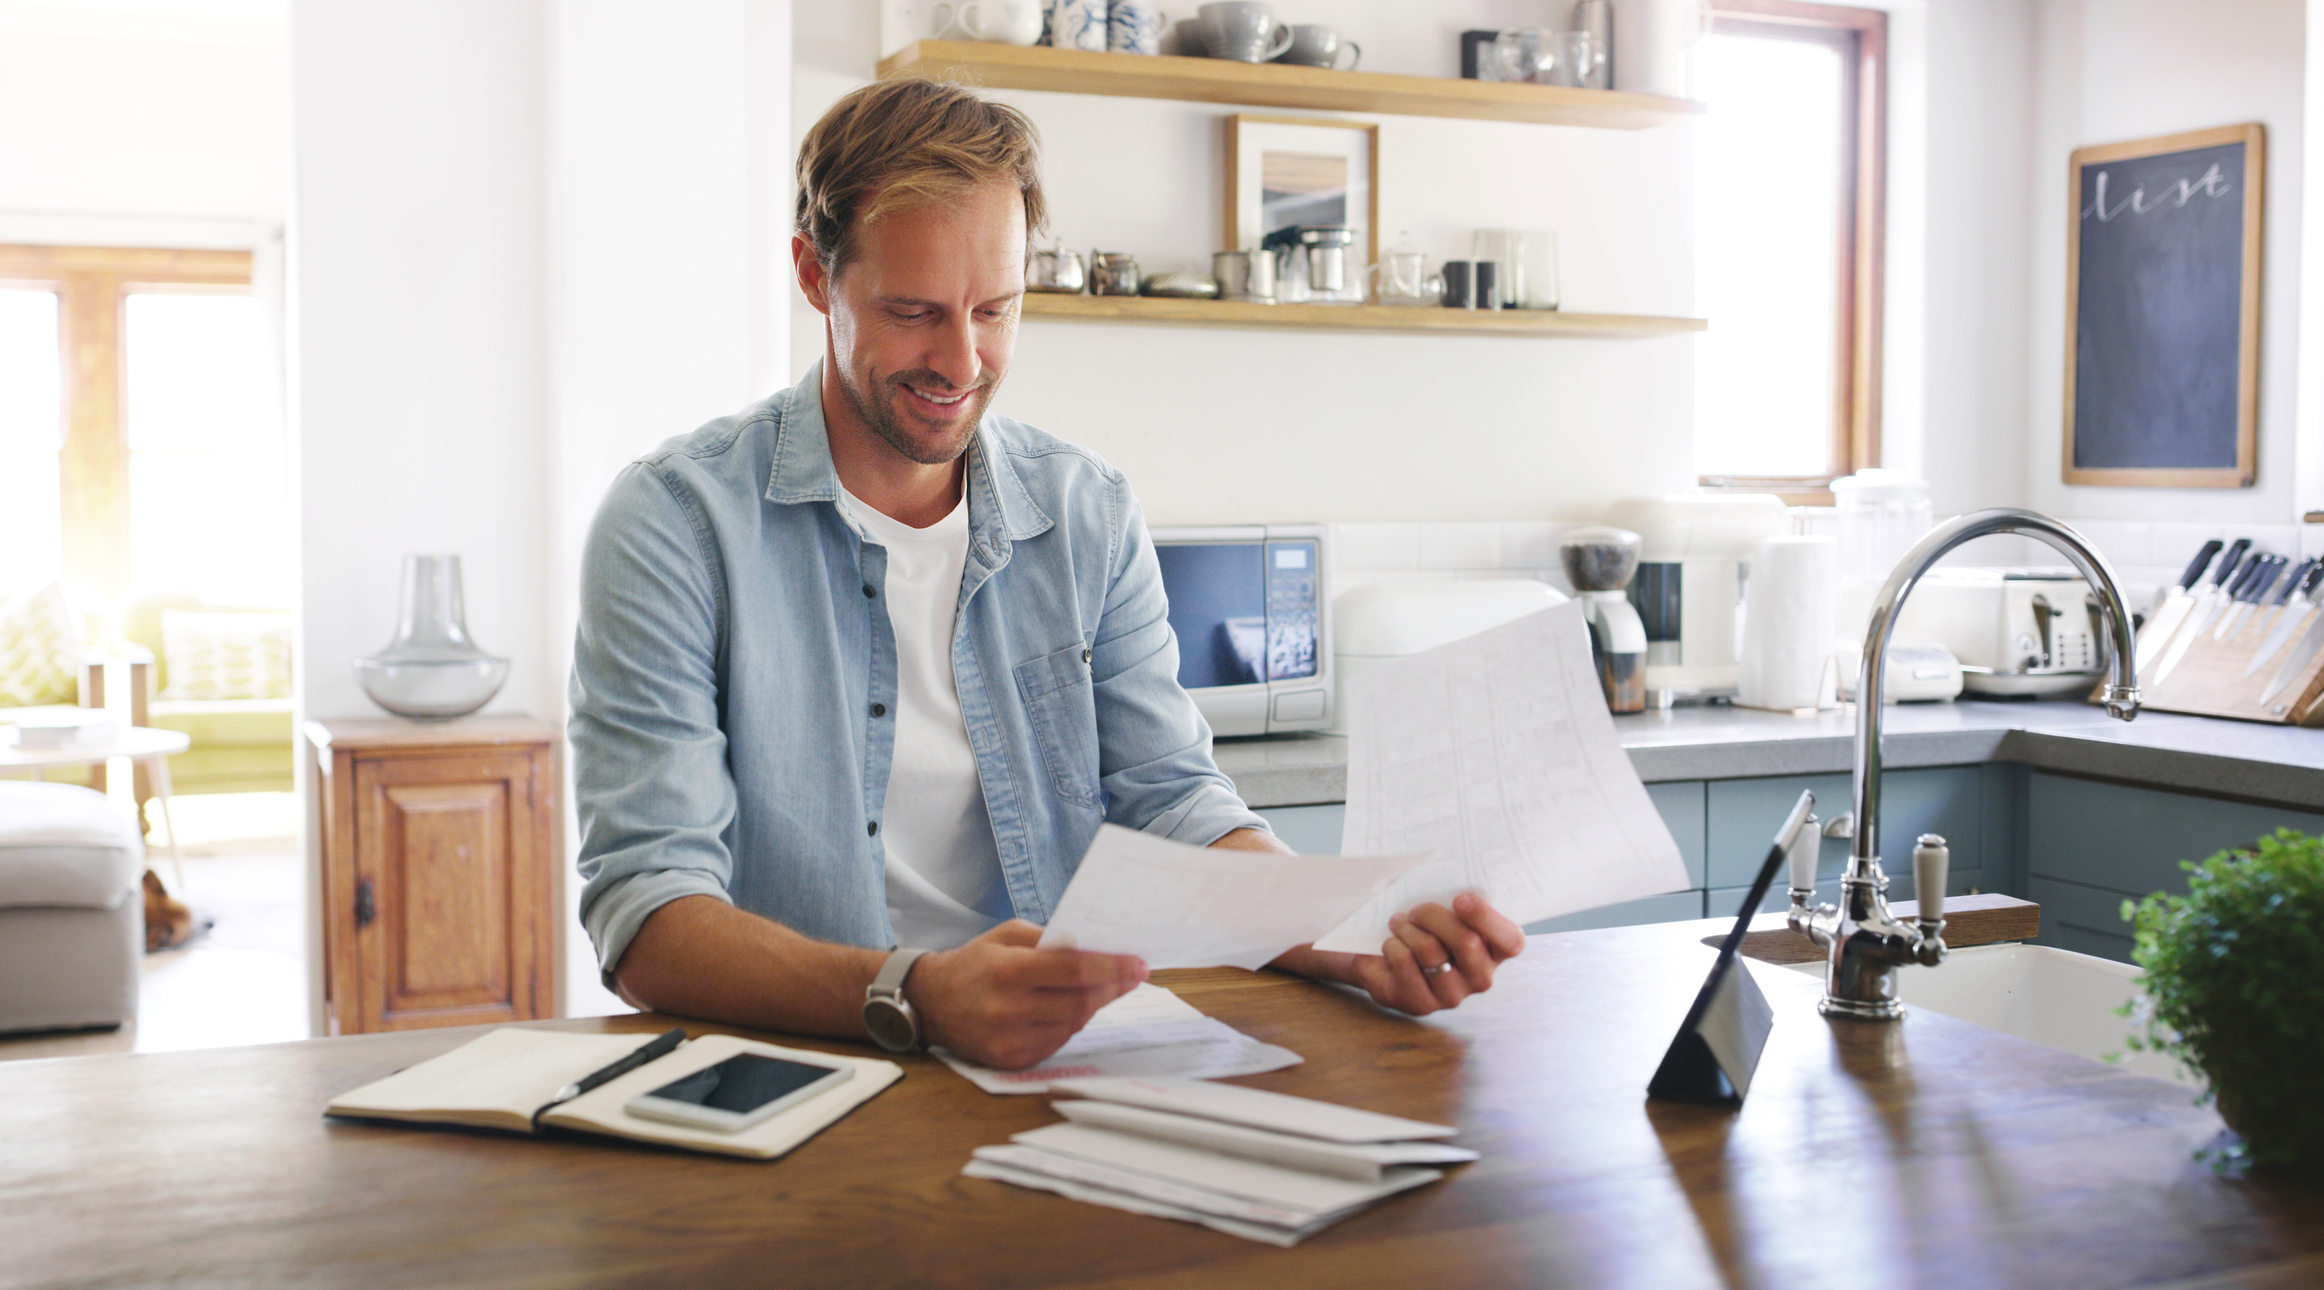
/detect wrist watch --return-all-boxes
[862,947,931,1053]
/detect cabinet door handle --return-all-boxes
[355,878,377,928]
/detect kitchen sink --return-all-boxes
[1784,942,2198,1087]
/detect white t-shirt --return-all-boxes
[838,482,1012,950]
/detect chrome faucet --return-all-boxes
[1789,508,2142,1020]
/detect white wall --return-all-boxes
[1917,0,2039,520]
[0,0,288,246]
[291,0,792,1017]
[795,1,1702,525]
[2026,0,2307,552]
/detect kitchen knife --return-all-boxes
[2150,546,2259,684]
[2214,553,2287,641]
[2245,556,2318,648]
[2247,559,2324,677]
[2143,538,2247,683]
[2135,538,2224,670]
[2260,600,2324,705]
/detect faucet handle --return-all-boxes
[1788,813,1820,895]
[1913,834,1949,931]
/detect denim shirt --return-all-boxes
[569,362,1269,972]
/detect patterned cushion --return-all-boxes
[158,610,293,702]
[0,582,84,709]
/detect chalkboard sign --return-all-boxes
[2064,124,2262,488]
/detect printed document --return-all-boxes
[935,983,1301,1094]
[1314,602,1690,954]
[1037,825,1429,970]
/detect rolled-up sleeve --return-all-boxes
[569,462,739,975]
[1089,487,1273,847]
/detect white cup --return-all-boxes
[1196,1,1292,62]
[938,0,1044,45]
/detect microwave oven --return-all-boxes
[1149,524,1331,737]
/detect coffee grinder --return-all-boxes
[1560,526,1648,713]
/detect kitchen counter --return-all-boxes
[1215,699,2324,810]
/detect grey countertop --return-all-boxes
[1213,699,2324,812]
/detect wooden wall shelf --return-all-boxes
[876,41,1703,129]
[1020,292,1705,338]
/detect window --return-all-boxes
[0,246,285,603]
[1694,0,1887,501]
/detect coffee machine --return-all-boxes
[1600,494,1790,704]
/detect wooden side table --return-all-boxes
[305,716,562,1035]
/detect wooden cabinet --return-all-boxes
[307,716,561,1035]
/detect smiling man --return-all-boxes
[569,80,1523,1071]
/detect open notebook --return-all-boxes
[326,1028,901,1161]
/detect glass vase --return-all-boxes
[353,554,509,720]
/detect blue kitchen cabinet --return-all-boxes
[2025,772,2324,962]
[1252,802,1345,856]
[1705,766,1985,916]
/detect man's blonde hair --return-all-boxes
[795,79,1047,276]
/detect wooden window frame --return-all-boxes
[1695,0,1887,506]
[0,245,254,595]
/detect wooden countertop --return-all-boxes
[4,921,2318,1287]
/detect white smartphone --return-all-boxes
[623,1051,855,1134]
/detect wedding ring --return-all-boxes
[1423,962,1453,976]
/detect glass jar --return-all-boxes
[1829,469,1934,584]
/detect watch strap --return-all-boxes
[864,947,931,1053]
[870,946,929,1001]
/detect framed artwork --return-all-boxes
[2063,123,2263,488]
[1222,115,1379,267]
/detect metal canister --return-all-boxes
[1091,251,1141,296]
[1212,248,1275,302]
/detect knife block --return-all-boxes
[2109,607,2324,725]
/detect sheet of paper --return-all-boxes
[934,983,1302,1094]
[1009,1122,1442,1215]
[1049,1073,1457,1142]
[1051,1100,1478,1182]
[1037,824,1429,970]
[1313,602,1691,954]
[962,1151,1316,1246]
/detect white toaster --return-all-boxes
[1891,567,2104,696]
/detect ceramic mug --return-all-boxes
[1279,24,1359,70]
[932,0,1043,43]
[1050,0,1109,51]
[1196,1,1292,62]
[1109,0,1166,54]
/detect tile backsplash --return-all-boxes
[1329,522,1587,597]
[1325,516,2318,619]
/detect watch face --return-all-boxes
[863,997,917,1052]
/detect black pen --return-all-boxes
[548,1027,687,1105]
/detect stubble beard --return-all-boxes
[839,365,998,467]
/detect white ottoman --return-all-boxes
[0,781,143,1033]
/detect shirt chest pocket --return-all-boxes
[1013,643,1101,808]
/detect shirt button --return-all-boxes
[862,583,877,598]
[870,703,887,718]
[868,821,879,837]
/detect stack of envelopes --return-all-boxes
[962,1075,1478,1246]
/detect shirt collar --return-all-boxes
[765,359,1051,550]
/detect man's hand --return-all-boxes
[907,919,1148,1071]
[1274,892,1527,1016]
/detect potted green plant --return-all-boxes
[2124,828,2324,1176]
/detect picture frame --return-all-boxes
[1222,114,1379,268]
[2062,123,2263,488]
